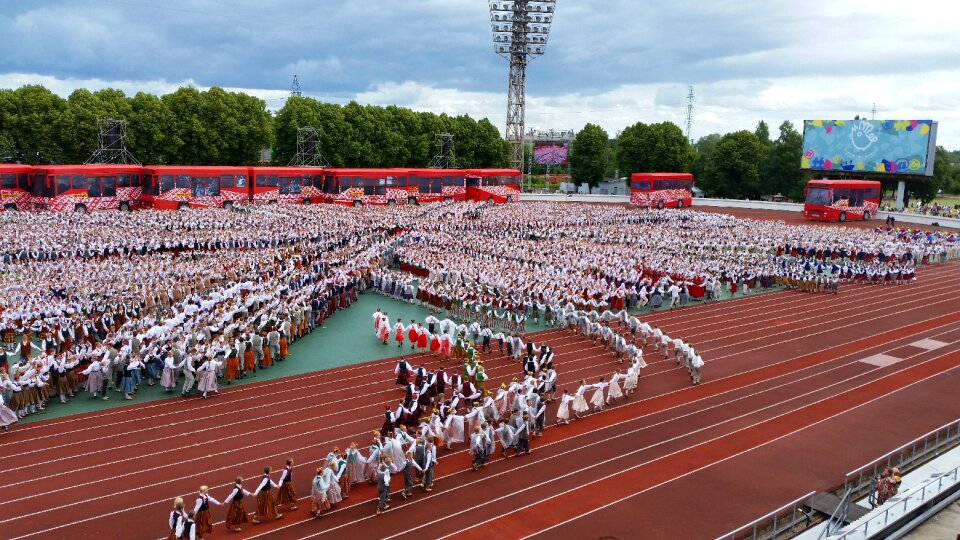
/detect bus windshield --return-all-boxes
[805,187,830,206]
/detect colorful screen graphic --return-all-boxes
[534,145,568,165]
[801,120,937,176]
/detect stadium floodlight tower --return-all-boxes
[489,0,557,171]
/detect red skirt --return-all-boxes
[430,337,441,352]
[277,483,297,505]
[225,500,248,529]
[195,508,213,534]
[256,491,278,519]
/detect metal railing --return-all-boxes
[714,491,815,540]
[842,419,960,500]
[817,489,852,540]
[830,465,960,540]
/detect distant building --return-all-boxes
[259,148,272,163]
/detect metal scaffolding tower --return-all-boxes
[291,75,302,98]
[85,118,140,165]
[685,86,695,144]
[429,132,457,169]
[288,126,329,167]
[489,1,557,171]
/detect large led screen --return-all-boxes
[801,119,937,176]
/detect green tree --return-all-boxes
[7,85,68,163]
[911,145,952,204]
[761,121,806,199]
[569,123,608,192]
[754,120,771,146]
[703,130,767,198]
[616,121,690,175]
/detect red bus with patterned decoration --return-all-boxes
[0,164,33,210]
[629,172,694,209]
[30,164,143,212]
[465,168,521,203]
[249,166,324,205]
[141,166,250,210]
[803,179,881,222]
[407,168,465,204]
[324,168,417,206]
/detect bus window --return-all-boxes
[363,177,376,196]
[145,175,159,196]
[117,174,131,188]
[191,177,205,197]
[323,174,336,193]
[375,177,386,196]
[101,176,116,197]
[397,176,407,188]
[631,181,650,190]
[419,177,430,192]
[431,177,443,193]
[466,176,480,187]
[0,174,14,189]
[54,175,67,195]
[235,174,247,188]
[176,175,190,189]
[805,186,830,206]
[312,175,322,189]
[221,175,236,188]
[131,174,141,187]
[865,188,879,200]
[278,176,290,195]
[72,175,87,190]
[87,177,101,197]
[443,176,453,186]
[851,189,864,207]
[35,175,53,197]
[205,177,220,196]
[385,176,396,187]
[832,188,848,203]
[290,175,301,194]
[455,176,464,186]
[160,175,175,193]
[18,173,30,190]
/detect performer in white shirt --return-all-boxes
[252,467,282,524]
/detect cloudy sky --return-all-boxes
[3,0,959,147]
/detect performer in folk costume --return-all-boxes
[394,321,405,348]
[252,466,282,524]
[394,358,410,387]
[167,497,186,540]
[310,467,330,517]
[276,458,298,510]
[407,321,420,351]
[193,485,221,538]
[373,308,382,332]
[556,389,575,424]
[572,381,591,419]
[176,511,197,540]
[223,477,251,532]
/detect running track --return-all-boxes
[4,261,960,540]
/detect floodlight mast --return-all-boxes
[489,0,556,172]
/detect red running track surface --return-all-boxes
[3,261,960,540]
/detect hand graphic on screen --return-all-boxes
[850,121,878,151]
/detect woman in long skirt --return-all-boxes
[279,333,289,360]
[347,442,367,483]
[310,468,330,517]
[223,478,251,532]
[607,371,624,403]
[572,381,590,419]
[0,384,19,432]
[197,359,221,399]
[590,377,608,412]
[224,350,240,385]
[323,461,343,506]
[81,359,104,398]
[556,389,575,425]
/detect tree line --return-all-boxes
[0,85,509,168]
[569,120,960,204]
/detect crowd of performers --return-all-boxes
[1,203,956,438]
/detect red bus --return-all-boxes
[629,172,694,209]
[325,168,416,206]
[0,164,33,211]
[30,164,143,212]
[465,168,521,203]
[250,166,324,205]
[408,168,465,204]
[142,166,251,210]
[803,179,881,222]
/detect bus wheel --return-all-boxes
[223,201,234,210]
[352,200,362,208]
[177,202,189,211]
[408,196,417,205]
[676,199,684,208]
[303,198,311,205]
[838,211,846,223]
[487,197,494,204]
[74,204,88,214]
[3,203,16,211]
[119,202,130,212]
[442,197,451,202]
[387,199,396,206]
[506,195,513,202]
[862,211,870,221]
[657,200,664,210]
